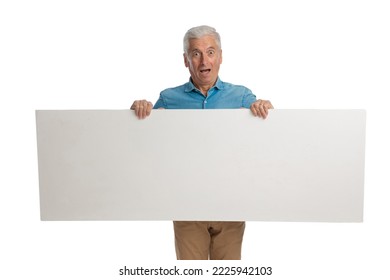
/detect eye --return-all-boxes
[208,50,215,56]
[192,51,200,57]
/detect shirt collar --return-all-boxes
[184,77,224,93]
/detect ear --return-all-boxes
[220,49,223,64]
[183,53,189,68]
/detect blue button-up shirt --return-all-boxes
[153,77,256,109]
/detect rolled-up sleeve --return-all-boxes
[242,89,257,108]
[153,93,167,109]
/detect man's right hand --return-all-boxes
[130,100,153,119]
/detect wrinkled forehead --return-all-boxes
[187,35,220,52]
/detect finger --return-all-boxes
[138,103,146,119]
[264,100,274,109]
[143,104,150,118]
[260,100,274,118]
[261,105,268,119]
[263,101,274,118]
[134,102,142,119]
[257,106,264,118]
[146,101,153,116]
[141,101,152,118]
[250,103,259,116]
[138,104,145,119]
[252,100,264,117]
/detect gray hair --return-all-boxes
[183,25,221,53]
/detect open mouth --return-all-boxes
[200,69,211,74]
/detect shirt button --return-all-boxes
[204,101,207,104]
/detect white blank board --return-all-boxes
[36,109,365,222]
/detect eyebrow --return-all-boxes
[191,47,216,53]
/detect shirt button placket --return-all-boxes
[203,100,207,109]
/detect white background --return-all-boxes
[1,0,389,279]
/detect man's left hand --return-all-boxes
[250,99,274,119]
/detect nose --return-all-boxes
[200,52,208,65]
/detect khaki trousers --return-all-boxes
[173,221,245,260]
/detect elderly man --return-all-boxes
[131,25,273,260]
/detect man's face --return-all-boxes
[183,35,222,91]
